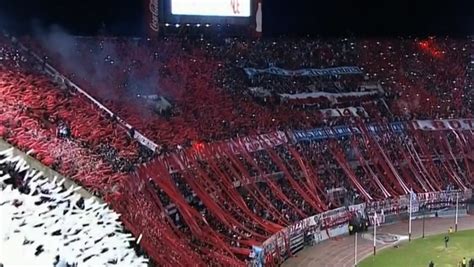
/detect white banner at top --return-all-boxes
[227,131,288,154]
[412,118,474,131]
[244,66,363,77]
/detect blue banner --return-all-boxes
[244,66,363,77]
[292,122,406,142]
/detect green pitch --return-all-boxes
[358,230,474,267]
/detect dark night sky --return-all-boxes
[0,0,472,36]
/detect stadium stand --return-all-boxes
[0,32,472,266]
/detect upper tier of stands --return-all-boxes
[26,35,472,148]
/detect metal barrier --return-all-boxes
[256,189,472,266]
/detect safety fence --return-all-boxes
[252,189,472,266]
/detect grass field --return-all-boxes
[358,230,474,267]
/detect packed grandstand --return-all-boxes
[0,31,473,266]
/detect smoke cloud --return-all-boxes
[33,25,162,102]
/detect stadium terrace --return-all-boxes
[0,1,473,266]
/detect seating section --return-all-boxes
[29,35,472,148]
[0,34,472,266]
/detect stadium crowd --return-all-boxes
[27,35,472,146]
[0,32,472,266]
